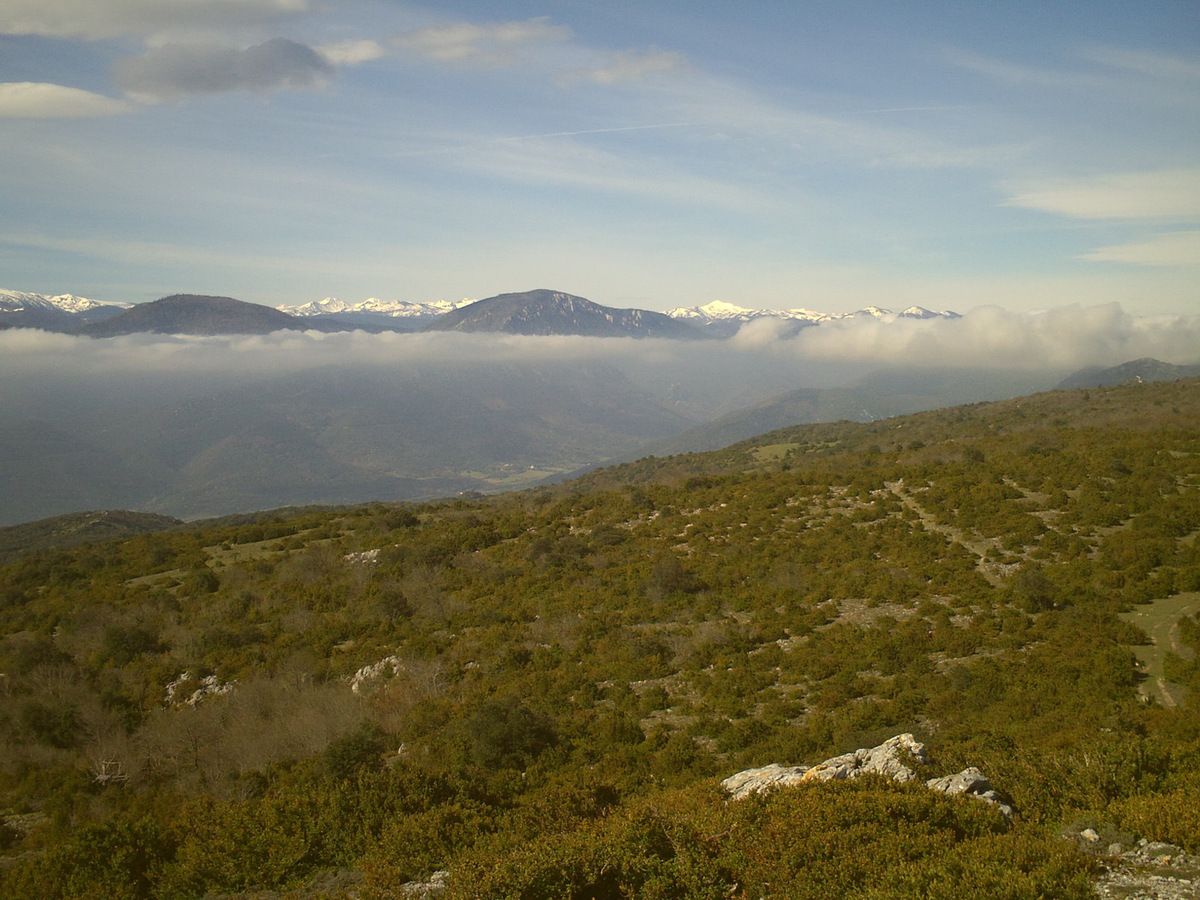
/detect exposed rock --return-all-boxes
[399,870,449,898]
[344,548,381,566]
[1092,840,1200,899]
[722,734,928,799]
[800,733,929,784]
[1081,827,1101,843]
[721,763,811,800]
[926,767,1015,817]
[722,734,1012,817]
[349,654,405,694]
[163,671,236,707]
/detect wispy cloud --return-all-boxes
[1080,46,1200,80]
[1004,169,1200,220]
[115,38,332,101]
[1082,230,1200,267]
[449,136,771,213]
[0,0,308,40]
[394,17,570,66]
[944,49,1107,90]
[317,39,386,67]
[569,49,687,85]
[0,82,130,118]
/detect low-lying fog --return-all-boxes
[2,302,1196,525]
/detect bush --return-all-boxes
[462,698,556,769]
[325,722,390,779]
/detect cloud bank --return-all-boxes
[1,304,1195,384]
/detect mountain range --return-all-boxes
[0,289,129,331]
[664,300,960,336]
[1,287,963,340]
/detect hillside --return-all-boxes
[1057,357,1200,389]
[0,360,696,525]
[1,379,1198,897]
[651,367,1056,455]
[427,289,708,339]
[0,510,180,563]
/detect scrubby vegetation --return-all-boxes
[1,379,1198,897]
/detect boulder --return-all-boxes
[720,763,811,800]
[801,733,928,784]
[721,734,927,799]
[925,766,1014,817]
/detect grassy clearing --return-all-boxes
[1121,592,1200,708]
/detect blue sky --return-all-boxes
[0,1,1197,313]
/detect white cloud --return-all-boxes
[115,38,332,101]
[1005,169,1200,220]
[0,82,130,118]
[2,303,1195,382]
[1082,231,1200,267]
[317,39,386,66]
[0,0,307,40]
[394,17,570,65]
[572,49,686,85]
[786,304,1200,371]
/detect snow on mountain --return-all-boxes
[0,289,129,314]
[667,301,830,324]
[280,297,475,318]
[667,300,961,334]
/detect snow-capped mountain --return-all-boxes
[0,289,131,331]
[667,301,960,335]
[667,300,830,324]
[279,297,475,318]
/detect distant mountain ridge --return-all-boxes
[426,289,710,339]
[4,286,960,340]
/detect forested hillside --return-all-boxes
[1,379,1198,897]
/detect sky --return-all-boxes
[0,1,1197,314]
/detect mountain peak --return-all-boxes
[427,289,709,339]
[85,293,303,337]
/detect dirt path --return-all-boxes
[886,481,1005,588]
[1121,592,1200,709]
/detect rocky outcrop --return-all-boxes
[801,733,929,784]
[1090,838,1200,899]
[399,870,448,898]
[925,766,1014,818]
[722,734,1012,817]
[348,654,405,694]
[720,763,811,800]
